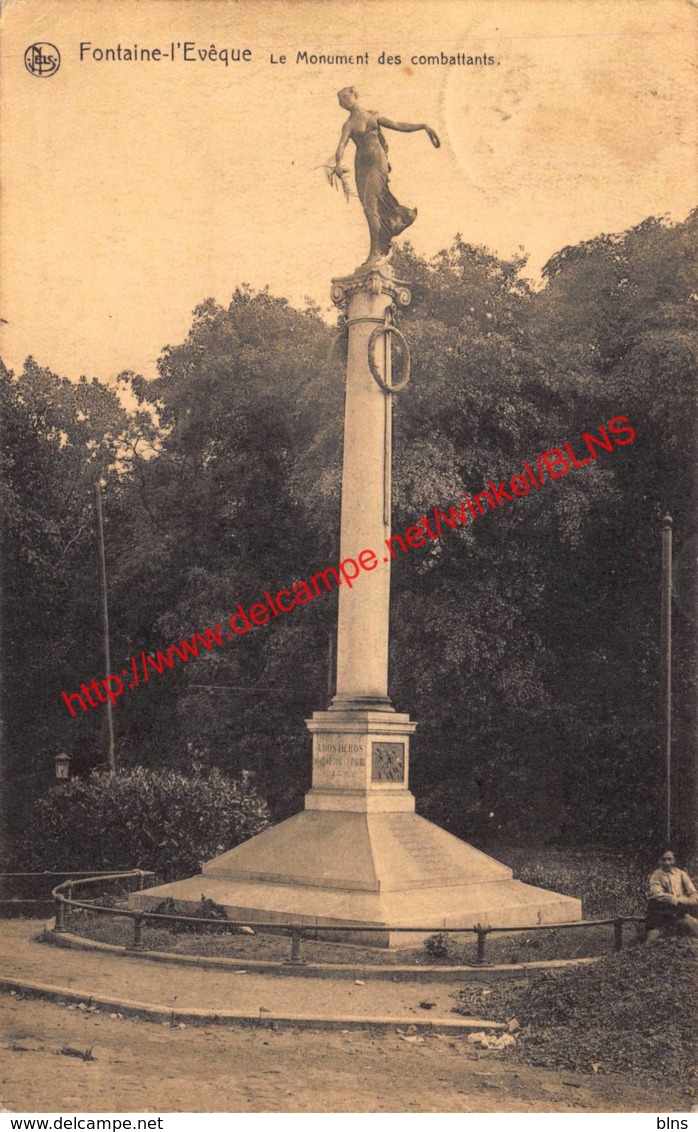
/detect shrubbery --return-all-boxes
[16,766,270,881]
[423,932,453,961]
[497,846,654,918]
[152,895,232,933]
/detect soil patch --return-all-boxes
[455,937,697,1084]
[68,908,620,965]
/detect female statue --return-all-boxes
[332,87,440,266]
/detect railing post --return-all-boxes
[137,870,146,891]
[128,914,145,950]
[613,917,624,952]
[475,926,489,965]
[287,926,306,965]
[65,882,73,928]
[54,894,67,933]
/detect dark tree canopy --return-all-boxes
[2,213,696,858]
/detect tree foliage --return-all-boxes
[2,213,696,857]
[0,359,130,821]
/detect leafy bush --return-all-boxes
[423,932,454,960]
[16,766,270,881]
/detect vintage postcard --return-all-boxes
[1,0,696,1121]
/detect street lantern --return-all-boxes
[54,751,71,780]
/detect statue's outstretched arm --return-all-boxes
[378,117,440,147]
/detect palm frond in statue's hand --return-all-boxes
[317,158,354,202]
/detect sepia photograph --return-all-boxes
[0,0,696,1122]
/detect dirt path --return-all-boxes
[0,923,473,1022]
[0,994,684,1113]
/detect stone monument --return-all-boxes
[132,93,581,944]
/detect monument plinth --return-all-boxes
[132,263,581,945]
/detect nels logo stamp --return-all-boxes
[24,43,61,77]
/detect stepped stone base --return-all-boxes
[131,810,581,948]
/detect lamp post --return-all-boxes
[54,751,71,780]
[95,481,116,775]
[660,514,673,844]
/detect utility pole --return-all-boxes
[660,514,672,843]
[326,630,334,703]
[95,481,116,776]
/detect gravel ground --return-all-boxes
[1,993,688,1113]
[1,922,692,1112]
[455,937,697,1083]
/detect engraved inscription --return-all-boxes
[313,734,367,788]
[317,742,365,756]
[371,742,405,782]
[389,822,457,875]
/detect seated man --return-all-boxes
[646,849,698,942]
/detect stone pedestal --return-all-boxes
[131,263,582,944]
[305,709,415,813]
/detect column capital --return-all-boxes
[330,264,412,313]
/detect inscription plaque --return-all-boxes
[371,742,405,782]
[313,734,367,788]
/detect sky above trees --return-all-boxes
[1,0,695,381]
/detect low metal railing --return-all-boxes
[50,871,646,966]
[0,870,136,917]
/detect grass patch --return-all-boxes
[490,845,654,918]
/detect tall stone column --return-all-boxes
[333,265,410,706]
[305,264,416,814]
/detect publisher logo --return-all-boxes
[24,43,60,77]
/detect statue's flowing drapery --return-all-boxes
[352,114,417,257]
